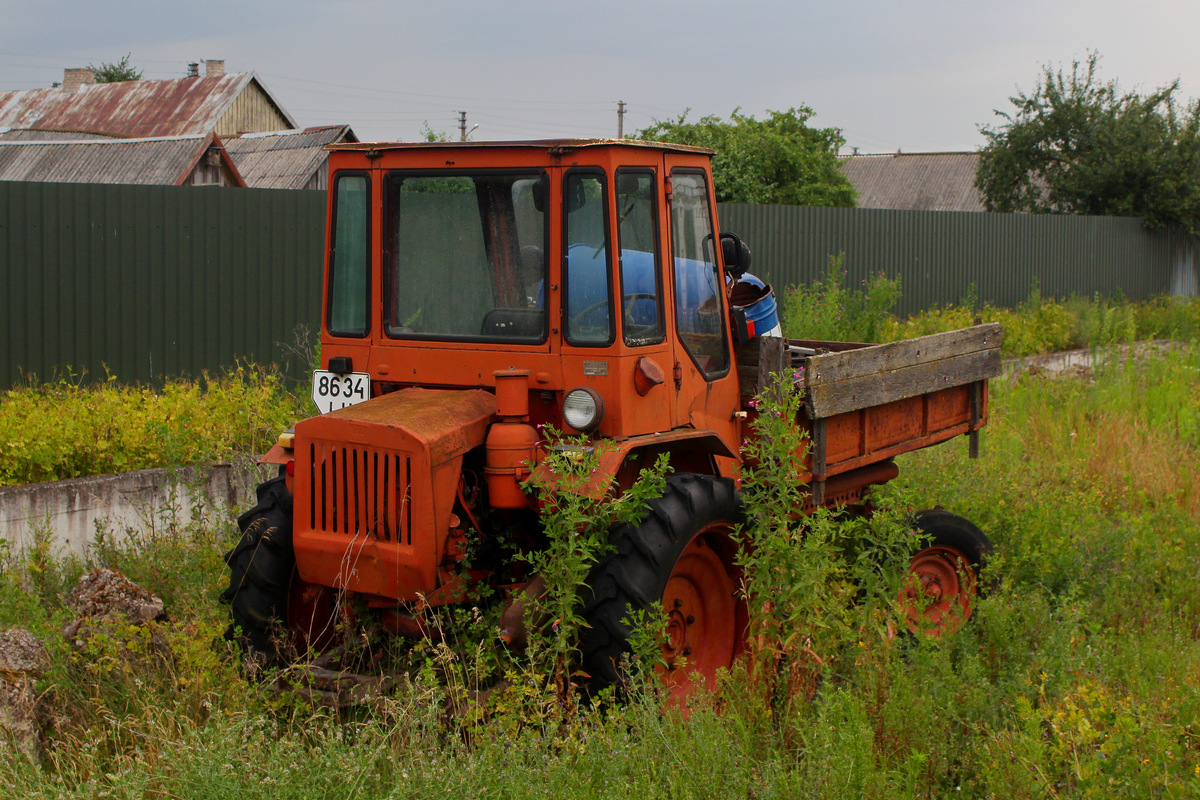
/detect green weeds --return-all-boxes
[782,253,902,342]
[0,363,301,486]
[887,287,1200,357]
[514,431,670,701]
[3,308,1200,797]
[783,263,1200,358]
[736,372,914,719]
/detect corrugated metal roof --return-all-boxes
[0,73,296,139]
[225,125,356,189]
[0,135,223,185]
[0,128,118,141]
[839,152,984,212]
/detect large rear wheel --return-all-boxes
[899,510,992,636]
[581,473,746,703]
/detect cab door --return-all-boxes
[662,159,741,464]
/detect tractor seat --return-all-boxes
[480,308,545,339]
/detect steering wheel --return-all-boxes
[572,293,658,339]
[619,293,661,341]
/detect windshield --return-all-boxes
[384,171,548,342]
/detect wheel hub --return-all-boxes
[900,545,976,636]
[660,528,741,698]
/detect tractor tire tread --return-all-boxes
[580,473,741,691]
[220,475,295,660]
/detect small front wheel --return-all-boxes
[221,475,339,663]
[899,510,992,636]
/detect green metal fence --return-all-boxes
[1,182,324,390]
[718,204,1198,316]
[3,182,1197,391]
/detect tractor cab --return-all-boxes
[315,140,750,457]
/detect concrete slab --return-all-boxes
[0,463,272,557]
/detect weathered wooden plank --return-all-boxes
[806,348,1001,418]
[803,323,1002,386]
[758,336,787,395]
[734,335,787,395]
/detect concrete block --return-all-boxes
[0,463,272,557]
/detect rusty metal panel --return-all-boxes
[0,181,324,390]
[718,204,1198,315]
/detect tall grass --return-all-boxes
[4,284,1200,795]
[5,344,1198,797]
[5,284,1196,487]
[870,346,1200,797]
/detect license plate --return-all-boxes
[311,370,370,413]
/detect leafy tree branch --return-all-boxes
[88,54,142,83]
[976,52,1200,234]
[639,108,856,207]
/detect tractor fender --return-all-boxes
[530,428,735,499]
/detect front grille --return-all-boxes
[307,442,412,545]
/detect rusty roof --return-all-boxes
[0,134,244,186]
[225,125,357,189]
[0,128,117,141]
[839,152,985,212]
[0,72,296,139]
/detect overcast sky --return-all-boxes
[3,0,1199,154]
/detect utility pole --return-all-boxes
[458,111,468,142]
[617,100,626,138]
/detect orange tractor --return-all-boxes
[222,139,1001,696]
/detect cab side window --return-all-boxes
[616,170,664,346]
[563,171,612,345]
[670,170,729,376]
[327,172,370,337]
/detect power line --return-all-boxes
[259,72,618,108]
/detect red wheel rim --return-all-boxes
[659,523,744,702]
[899,545,977,636]
[287,571,341,654]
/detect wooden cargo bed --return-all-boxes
[736,323,1003,505]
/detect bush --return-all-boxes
[0,364,301,486]
[781,254,901,343]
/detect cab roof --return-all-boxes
[327,138,714,156]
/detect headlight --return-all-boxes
[562,387,605,432]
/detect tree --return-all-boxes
[87,54,142,83]
[419,123,451,142]
[638,108,856,207]
[976,53,1200,234]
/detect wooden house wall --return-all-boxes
[214,85,293,138]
